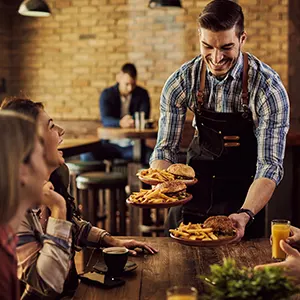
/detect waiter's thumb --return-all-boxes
[280,240,300,257]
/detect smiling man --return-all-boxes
[150,0,290,240]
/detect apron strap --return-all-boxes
[242,53,250,116]
[196,60,206,107]
[196,53,250,114]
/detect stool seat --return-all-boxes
[76,172,127,188]
[76,171,128,236]
[67,160,106,174]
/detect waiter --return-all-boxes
[150,0,289,240]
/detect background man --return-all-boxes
[81,63,151,163]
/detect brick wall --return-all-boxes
[7,0,288,124]
[240,0,288,87]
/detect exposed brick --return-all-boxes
[80,7,98,14]
[1,0,288,122]
[54,0,71,9]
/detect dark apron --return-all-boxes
[166,53,265,239]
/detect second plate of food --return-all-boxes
[126,194,193,209]
[170,233,236,247]
[139,176,198,187]
[169,217,237,247]
[126,181,193,208]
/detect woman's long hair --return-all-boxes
[49,164,80,221]
[0,111,37,224]
[1,97,80,221]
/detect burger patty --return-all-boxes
[175,175,193,180]
[203,216,236,236]
[165,190,187,199]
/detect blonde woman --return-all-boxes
[0,111,48,300]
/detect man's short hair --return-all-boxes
[121,63,137,79]
[198,0,244,38]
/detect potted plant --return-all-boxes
[201,258,299,300]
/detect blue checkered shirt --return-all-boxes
[150,52,290,185]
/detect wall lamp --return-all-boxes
[18,0,51,17]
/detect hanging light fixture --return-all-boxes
[18,0,51,17]
[148,0,182,9]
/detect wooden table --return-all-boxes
[59,138,101,158]
[73,237,297,300]
[97,127,158,163]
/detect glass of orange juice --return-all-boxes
[271,219,291,261]
[166,286,198,300]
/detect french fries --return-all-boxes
[137,168,175,182]
[169,222,219,241]
[129,188,184,204]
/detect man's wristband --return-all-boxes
[236,208,255,227]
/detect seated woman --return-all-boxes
[0,111,48,300]
[1,98,158,299]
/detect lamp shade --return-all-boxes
[18,0,51,17]
[149,0,182,9]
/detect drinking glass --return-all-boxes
[166,286,198,300]
[271,219,290,261]
[134,112,140,130]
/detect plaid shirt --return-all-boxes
[17,206,109,299]
[150,52,290,185]
[0,225,19,300]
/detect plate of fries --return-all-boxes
[126,188,193,208]
[169,222,236,246]
[137,168,198,186]
[137,168,175,185]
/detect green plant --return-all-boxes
[200,258,299,300]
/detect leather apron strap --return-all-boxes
[197,53,250,111]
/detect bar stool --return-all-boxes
[104,158,129,174]
[76,172,128,235]
[66,160,107,207]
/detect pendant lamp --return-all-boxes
[18,0,51,17]
[148,0,182,9]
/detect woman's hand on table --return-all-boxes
[103,235,159,255]
[228,213,249,242]
[255,240,300,284]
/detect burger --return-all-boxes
[203,216,236,238]
[155,180,188,200]
[167,164,196,184]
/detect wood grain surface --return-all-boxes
[73,237,299,300]
[58,138,101,157]
[97,127,158,140]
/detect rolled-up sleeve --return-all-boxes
[71,214,109,248]
[150,72,188,165]
[254,75,290,185]
[17,214,73,298]
[36,217,73,293]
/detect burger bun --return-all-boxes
[167,164,195,183]
[155,180,187,193]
